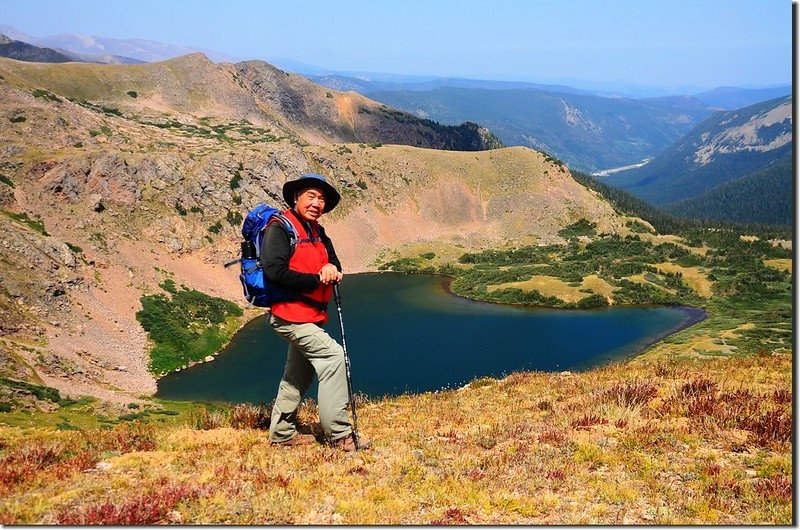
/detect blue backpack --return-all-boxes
[224,203,298,307]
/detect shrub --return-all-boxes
[571,414,608,430]
[136,284,242,375]
[31,89,61,102]
[2,210,49,236]
[190,407,227,430]
[226,210,243,226]
[603,379,658,408]
[159,279,178,294]
[680,377,718,398]
[576,293,608,308]
[559,218,597,239]
[229,171,242,190]
[0,446,62,489]
[754,475,792,502]
[118,412,146,422]
[229,403,271,430]
[625,220,653,234]
[0,378,62,403]
[771,389,792,404]
[538,428,566,445]
[93,423,157,453]
[126,90,138,98]
[431,507,469,525]
[744,409,792,447]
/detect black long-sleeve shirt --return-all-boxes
[261,209,341,293]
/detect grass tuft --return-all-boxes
[431,507,470,525]
[680,377,718,398]
[56,482,201,525]
[744,410,791,447]
[229,403,271,430]
[753,475,792,503]
[0,446,62,490]
[571,414,608,430]
[603,379,658,407]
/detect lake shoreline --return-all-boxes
[157,273,710,402]
[432,271,709,364]
[227,271,709,363]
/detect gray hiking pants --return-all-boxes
[268,314,352,442]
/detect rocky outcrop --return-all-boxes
[236,60,502,150]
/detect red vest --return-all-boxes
[270,209,332,324]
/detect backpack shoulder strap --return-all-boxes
[260,213,298,258]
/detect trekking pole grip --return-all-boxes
[333,283,342,304]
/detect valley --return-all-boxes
[0,50,792,525]
[591,157,653,177]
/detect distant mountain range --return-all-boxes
[1,25,791,226]
[0,25,236,64]
[604,96,793,226]
[0,31,144,64]
[308,74,789,174]
[0,33,73,62]
[691,86,795,112]
[348,86,718,173]
[309,74,595,96]
[2,25,789,101]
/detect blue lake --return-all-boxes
[156,273,704,403]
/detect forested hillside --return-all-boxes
[605,96,792,225]
[359,87,714,173]
[666,154,792,226]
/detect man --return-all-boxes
[262,173,369,451]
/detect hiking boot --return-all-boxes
[271,433,317,447]
[330,434,371,451]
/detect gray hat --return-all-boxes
[282,173,341,213]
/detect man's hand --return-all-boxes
[318,263,343,285]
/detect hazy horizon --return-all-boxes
[0,0,793,94]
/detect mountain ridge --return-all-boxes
[0,33,74,63]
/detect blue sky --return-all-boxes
[1,0,793,90]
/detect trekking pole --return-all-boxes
[333,284,362,450]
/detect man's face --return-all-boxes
[294,187,327,222]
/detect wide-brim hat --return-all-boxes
[282,173,341,213]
